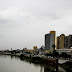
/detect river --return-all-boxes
[0,55,71,72]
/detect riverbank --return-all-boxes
[20,54,56,65]
[20,54,72,72]
[1,53,57,65]
[1,52,72,70]
[1,55,70,72]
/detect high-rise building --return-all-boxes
[57,34,65,49]
[57,34,72,49]
[45,31,55,51]
[65,35,72,48]
[64,36,69,48]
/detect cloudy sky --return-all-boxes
[0,0,72,50]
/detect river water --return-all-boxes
[0,55,71,72]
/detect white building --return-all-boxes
[56,49,72,55]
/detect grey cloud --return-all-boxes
[0,16,16,29]
[0,17,8,24]
[0,34,5,38]
[0,0,72,49]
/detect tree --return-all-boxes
[52,44,56,51]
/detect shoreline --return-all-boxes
[0,53,72,71]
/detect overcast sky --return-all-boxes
[0,0,72,50]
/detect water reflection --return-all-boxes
[11,55,14,60]
[20,56,67,72]
[44,65,66,72]
[40,65,43,72]
[0,55,71,72]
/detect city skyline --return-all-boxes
[0,0,72,50]
[1,30,72,50]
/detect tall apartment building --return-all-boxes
[57,34,65,49]
[45,31,55,51]
[65,35,72,48]
[57,34,72,49]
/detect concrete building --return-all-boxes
[33,46,37,50]
[64,36,69,48]
[33,46,38,54]
[57,34,65,49]
[57,34,72,49]
[65,35,72,48]
[56,49,72,55]
[45,31,55,51]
